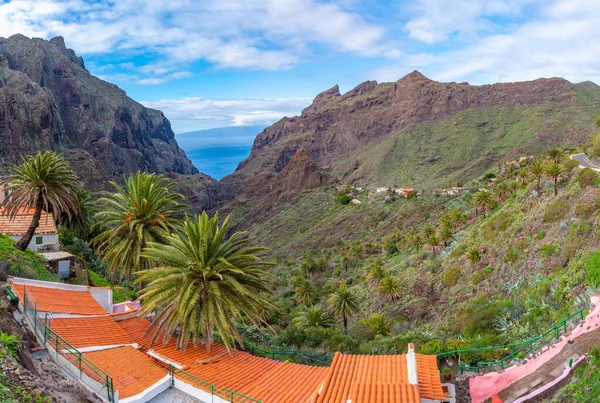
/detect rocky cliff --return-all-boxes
[218,71,600,204]
[0,35,197,189]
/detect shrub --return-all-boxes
[535,231,546,240]
[511,239,528,251]
[443,268,461,287]
[482,213,512,240]
[574,203,594,218]
[543,200,569,223]
[0,331,20,358]
[586,251,600,287]
[540,244,559,257]
[505,249,520,262]
[578,167,598,188]
[338,194,351,205]
[563,158,580,172]
[472,269,487,285]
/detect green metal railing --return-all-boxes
[22,287,115,402]
[437,305,590,374]
[246,343,332,367]
[169,365,263,403]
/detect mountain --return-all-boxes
[176,126,264,179]
[0,34,198,189]
[216,72,600,205]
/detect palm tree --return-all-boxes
[92,172,186,280]
[426,233,442,255]
[365,263,387,285]
[293,278,318,305]
[467,247,481,264]
[60,188,98,240]
[448,209,466,230]
[293,306,334,330]
[410,232,423,251]
[136,212,272,352]
[545,162,564,196]
[529,159,545,194]
[422,226,435,237]
[328,284,359,335]
[377,276,402,302]
[439,226,454,247]
[472,190,495,218]
[3,151,80,251]
[547,148,564,163]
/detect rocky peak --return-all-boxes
[302,84,341,114]
[280,149,326,192]
[346,80,378,97]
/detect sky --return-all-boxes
[1,0,600,133]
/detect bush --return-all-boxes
[574,203,594,218]
[505,249,520,262]
[564,158,580,172]
[578,167,598,188]
[535,231,546,240]
[443,268,461,287]
[586,252,600,287]
[338,194,351,205]
[472,269,487,285]
[543,200,569,223]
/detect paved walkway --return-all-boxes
[148,388,200,402]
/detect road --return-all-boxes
[570,153,600,171]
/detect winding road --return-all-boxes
[570,153,600,171]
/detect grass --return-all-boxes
[0,234,58,282]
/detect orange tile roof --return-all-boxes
[315,352,444,403]
[77,346,168,399]
[416,354,445,400]
[116,317,155,350]
[49,316,133,348]
[0,207,57,235]
[118,318,327,403]
[10,281,108,315]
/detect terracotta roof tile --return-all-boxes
[0,207,57,236]
[416,354,445,401]
[315,352,443,403]
[10,281,108,315]
[49,316,133,348]
[76,346,168,399]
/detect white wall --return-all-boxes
[10,233,59,252]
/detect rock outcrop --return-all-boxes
[0,35,197,186]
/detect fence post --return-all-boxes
[78,352,82,376]
[34,301,37,337]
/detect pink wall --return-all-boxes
[469,296,600,403]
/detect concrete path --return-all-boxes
[148,388,200,402]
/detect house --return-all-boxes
[438,187,469,196]
[8,277,449,403]
[0,207,74,278]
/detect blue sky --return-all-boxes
[1,0,600,133]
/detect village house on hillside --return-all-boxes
[437,187,469,196]
[0,184,74,278]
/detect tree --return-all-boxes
[293,306,334,330]
[545,162,564,196]
[448,209,466,230]
[328,284,359,335]
[92,172,186,280]
[410,232,423,251]
[439,226,454,247]
[60,188,98,240]
[361,313,391,337]
[365,263,387,285]
[467,247,481,264]
[422,226,435,237]
[377,276,402,302]
[472,190,495,218]
[136,212,272,352]
[529,159,545,194]
[547,148,564,163]
[294,278,318,305]
[426,233,442,255]
[578,167,598,188]
[3,151,80,251]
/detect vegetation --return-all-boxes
[136,213,273,352]
[92,172,187,280]
[327,284,359,335]
[3,151,80,250]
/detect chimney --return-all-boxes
[406,343,418,385]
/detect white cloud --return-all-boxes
[141,97,312,133]
[0,0,389,73]
[375,0,600,85]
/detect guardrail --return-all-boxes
[22,288,115,402]
[437,306,589,374]
[245,343,332,367]
[169,365,263,403]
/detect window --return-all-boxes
[35,236,43,245]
